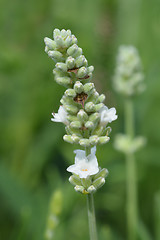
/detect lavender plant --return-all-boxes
[44,29,117,240]
[113,46,146,240]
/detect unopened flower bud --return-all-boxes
[67,44,78,56]
[74,185,85,194]
[79,138,90,147]
[87,185,96,193]
[60,29,67,38]
[92,177,105,190]
[64,36,72,48]
[85,102,95,112]
[84,83,95,94]
[70,121,81,129]
[63,135,74,144]
[77,67,88,78]
[74,81,84,93]
[98,136,110,144]
[71,134,80,143]
[65,89,76,98]
[77,109,88,122]
[85,121,94,129]
[93,168,109,181]
[44,37,56,50]
[64,105,78,114]
[69,175,82,186]
[48,51,63,62]
[55,77,71,86]
[81,177,92,189]
[95,103,104,112]
[53,29,61,38]
[89,135,99,145]
[73,47,83,58]
[66,56,75,69]
[55,36,65,48]
[75,55,86,68]
[87,66,94,73]
[97,94,105,103]
[56,63,67,72]
[88,113,99,122]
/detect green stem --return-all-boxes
[87,193,98,240]
[125,98,138,240]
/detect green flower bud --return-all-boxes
[71,134,81,143]
[85,121,94,129]
[74,185,87,194]
[69,175,82,186]
[72,35,78,44]
[87,66,94,73]
[89,135,99,145]
[92,125,103,136]
[94,103,104,112]
[70,121,81,128]
[93,168,109,181]
[83,59,88,67]
[48,50,63,62]
[73,47,83,58]
[66,56,75,69]
[97,94,105,103]
[65,89,76,98]
[63,135,74,144]
[77,109,88,122]
[66,29,71,36]
[77,67,88,78]
[55,77,71,86]
[75,55,86,68]
[81,177,92,189]
[84,83,95,94]
[53,28,61,38]
[98,136,110,144]
[64,105,78,114]
[74,81,84,94]
[79,138,90,147]
[64,36,73,48]
[92,177,105,190]
[67,115,78,122]
[85,102,95,112]
[60,29,68,38]
[56,63,67,72]
[88,112,99,122]
[44,37,56,50]
[67,44,78,56]
[55,36,65,48]
[87,185,96,194]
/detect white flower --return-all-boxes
[51,105,69,125]
[67,146,99,178]
[99,106,118,126]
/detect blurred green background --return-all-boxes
[0,0,160,239]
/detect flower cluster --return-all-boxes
[44,29,117,194]
[113,45,145,96]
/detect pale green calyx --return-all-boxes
[44,29,117,193]
[113,45,145,96]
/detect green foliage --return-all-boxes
[0,0,160,239]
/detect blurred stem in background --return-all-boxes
[113,45,146,240]
[125,98,138,240]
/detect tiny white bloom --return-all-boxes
[99,106,118,126]
[67,146,99,178]
[51,105,69,125]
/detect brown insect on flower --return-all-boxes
[74,92,88,108]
